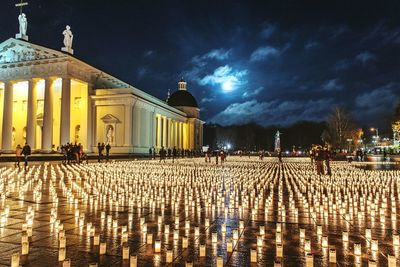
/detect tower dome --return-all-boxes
[167,79,199,108]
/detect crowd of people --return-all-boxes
[149,146,202,162]
[14,143,31,170]
[310,144,332,175]
[204,148,227,164]
[60,143,87,164]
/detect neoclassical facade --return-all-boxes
[0,38,203,153]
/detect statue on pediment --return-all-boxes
[18,13,28,36]
[62,25,74,55]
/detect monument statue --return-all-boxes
[106,125,114,144]
[63,25,73,49]
[274,130,281,152]
[18,13,28,35]
[61,25,74,54]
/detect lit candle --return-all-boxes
[257,235,263,247]
[166,249,173,262]
[342,231,349,242]
[354,243,361,256]
[216,256,223,267]
[21,241,29,255]
[58,248,66,261]
[329,248,336,263]
[62,258,71,267]
[11,252,19,267]
[100,242,106,255]
[371,239,378,251]
[393,234,399,246]
[306,253,313,267]
[212,232,218,243]
[250,249,257,263]
[304,239,311,252]
[276,244,283,258]
[227,240,233,252]
[322,236,328,248]
[155,240,161,252]
[146,234,153,244]
[130,255,137,267]
[123,245,129,259]
[182,236,188,248]
[94,234,100,246]
[199,244,206,257]
[388,255,396,267]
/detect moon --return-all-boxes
[222,80,233,92]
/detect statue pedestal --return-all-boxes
[15,34,28,41]
[61,47,74,55]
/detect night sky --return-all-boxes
[1,0,400,128]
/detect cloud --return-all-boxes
[191,48,231,66]
[322,79,343,91]
[137,67,149,79]
[260,23,276,39]
[242,86,264,98]
[250,46,280,62]
[182,48,231,82]
[210,98,333,126]
[333,59,351,71]
[201,97,215,103]
[199,65,248,90]
[143,50,155,57]
[304,41,319,50]
[355,84,398,120]
[355,51,376,64]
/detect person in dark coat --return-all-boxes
[172,146,177,163]
[105,143,111,162]
[159,146,166,163]
[21,143,31,170]
[97,143,102,162]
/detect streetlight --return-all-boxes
[370,127,379,138]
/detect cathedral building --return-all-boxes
[0,37,203,154]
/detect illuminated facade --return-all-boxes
[0,38,203,153]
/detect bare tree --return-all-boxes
[325,106,356,149]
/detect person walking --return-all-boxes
[97,142,102,162]
[105,143,111,162]
[315,145,325,175]
[324,145,332,176]
[149,147,153,160]
[152,146,156,160]
[15,144,22,168]
[172,146,177,163]
[159,146,166,163]
[21,143,31,170]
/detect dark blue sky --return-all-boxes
[1,0,399,128]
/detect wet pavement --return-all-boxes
[0,157,399,266]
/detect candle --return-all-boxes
[388,255,396,267]
[146,234,153,244]
[276,244,283,258]
[257,235,263,247]
[21,241,29,255]
[233,229,239,240]
[227,240,233,252]
[62,259,71,267]
[259,225,265,235]
[155,240,161,252]
[59,236,66,248]
[250,249,257,262]
[195,226,200,236]
[174,230,179,240]
[212,232,218,243]
[354,243,361,256]
[130,255,137,267]
[185,261,193,267]
[199,244,206,257]
[123,246,129,259]
[304,239,311,252]
[182,236,188,248]
[217,256,223,267]
[369,260,377,267]
[306,253,313,267]
[393,234,399,246]
[166,249,173,262]
[94,234,100,246]
[329,248,336,263]
[371,239,378,251]
[58,248,66,261]
[322,236,328,248]
[342,231,349,242]
[11,252,19,267]
[100,242,107,255]
[89,263,98,267]
[221,223,226,233]
[300,228,305,239]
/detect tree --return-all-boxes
[325,106,356,149]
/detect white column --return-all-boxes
[152,112,156,148]
[124,104,133,147]
[87,83,94,152]
[60,77,71,145]
[26,79,37,148]
[162,116,167,148]
[170,120,175,148]
[42,78,54,152]
[2,81,13,152]
[157,115,162,148]
[133,105,141,147]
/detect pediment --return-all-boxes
[101,114,121,124]
[0,38,67,64]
